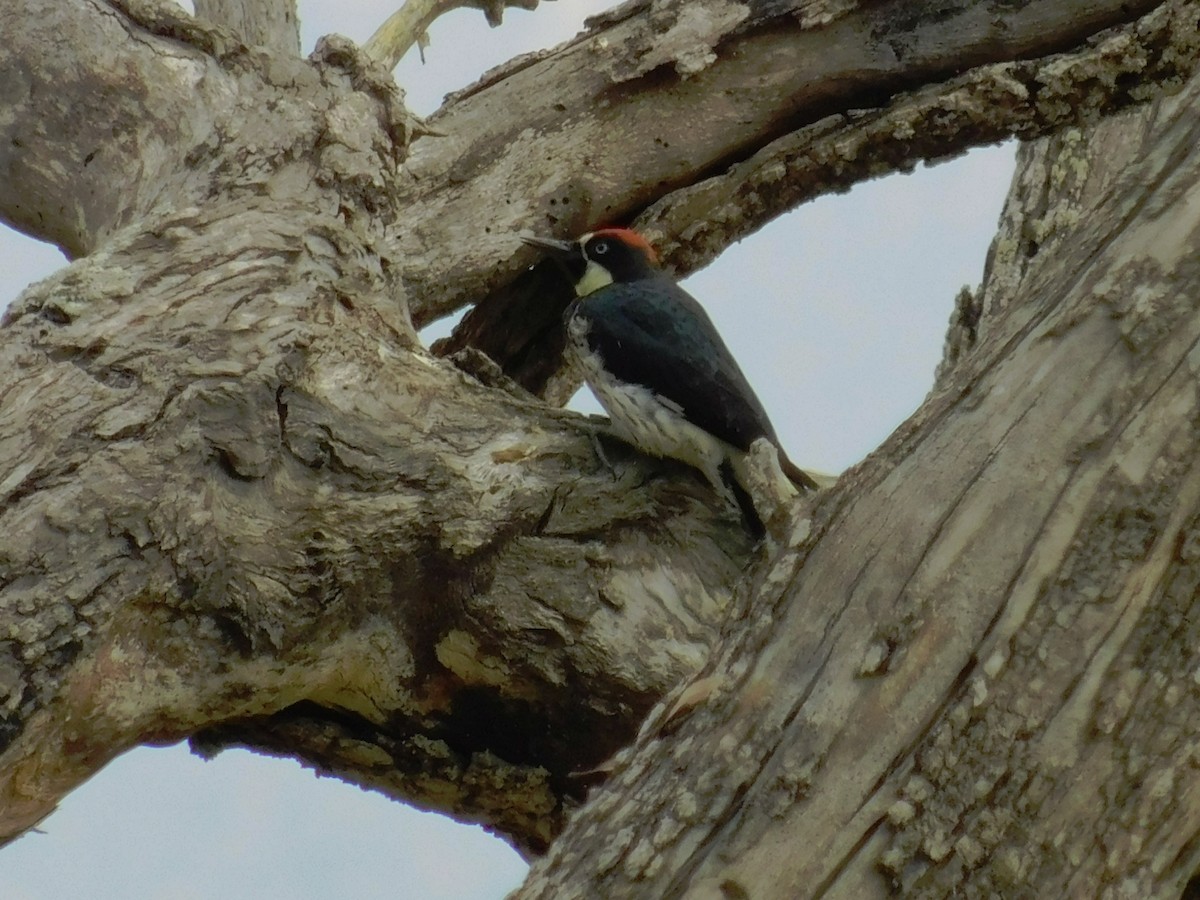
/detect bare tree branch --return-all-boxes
[363,0,543,70]
[0,0,224,256]
[412,0,1199,397]
[0,0,404,258]
[636,0,1200,283]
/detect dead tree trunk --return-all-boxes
[2,0,1199,894]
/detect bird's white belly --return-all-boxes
[568,335,729,491]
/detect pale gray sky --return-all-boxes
[0,2,1017,897]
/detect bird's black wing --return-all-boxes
[574,277,779,452]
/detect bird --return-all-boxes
[521,227,817,534]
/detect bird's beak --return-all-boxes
[521,233,588,285]
[520,234,578,259]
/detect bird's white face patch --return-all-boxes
[574,259,614,297]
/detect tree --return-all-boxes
[2,0,1199,896]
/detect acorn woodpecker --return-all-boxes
[522,227,817,532]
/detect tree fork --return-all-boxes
[3,0,1200,882]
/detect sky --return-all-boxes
[0,2,1018,898]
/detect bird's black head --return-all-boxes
[522,228,660,296]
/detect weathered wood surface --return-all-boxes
[2,2,1199,890]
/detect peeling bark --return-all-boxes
[0,0,749,853]
[0,188,750,853]
[1,0,1199,884]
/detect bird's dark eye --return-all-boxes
[592,241,609,255]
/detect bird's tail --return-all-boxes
[779,453,820,492]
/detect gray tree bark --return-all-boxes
[1,0,1199,893]
[194,0,299,53]
[523,88,1200,896]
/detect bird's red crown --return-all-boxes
[591,228,659,265]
